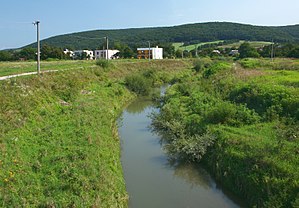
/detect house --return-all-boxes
[137,46,163,59]
[74,50,94,60]
[212,50,221,54]
[63,49,74,58]
[229,50,239,56]
[94,50,120,60]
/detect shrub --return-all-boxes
[193,58,212,73]
[204,101,260,126]
[228,83,299,121]
[203,62,231,78]
[125,74,151,95]
[238,58,264,68]
[96,59,114,69]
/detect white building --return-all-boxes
[229,50,239,56]
[74,50,94,60]
[94,50,120,60]
[63,49,74,58]
[137,46,163,60]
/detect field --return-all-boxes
[218,40,272,48]
[173,41,224,51]
[0,59,191,207]
[173,40,273,52]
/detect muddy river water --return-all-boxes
[118,96,243,208]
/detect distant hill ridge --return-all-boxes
[27,22,299,49]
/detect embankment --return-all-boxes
[0,59,190,207]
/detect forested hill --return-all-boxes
[28,22,299,49]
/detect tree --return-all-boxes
[123,46,134,58]
[0,51,13,61]
[18,47,36,60]
[239,42,260,58]
[41,44,64,60]
[157,42,175,58]
[288,47,299,58]
[114,42,135,58]
[259,44,272,58]
[175,49,183,58]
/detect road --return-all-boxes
[0,70,58,81]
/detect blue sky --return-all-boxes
[0,0,298,49]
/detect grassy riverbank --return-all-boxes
[151,58,299,207]
[0,59,191,207]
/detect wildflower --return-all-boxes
[4,178,9,183]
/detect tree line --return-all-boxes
[1,42,299,61]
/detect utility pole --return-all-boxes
[271,39,274,62]
[147,41,151,61]
[33,21,40,76]
[106,36,109,61]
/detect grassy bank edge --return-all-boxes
[0,59,191,207]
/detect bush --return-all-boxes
[96,59,114,69]
[125,74,151,95]
[228,83,299,121]
[203,101,260,126]
[239,58,263,68]
[202,62,231,78]
[193,58,212,73]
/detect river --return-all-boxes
[118,96,243,208]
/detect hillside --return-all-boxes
[26,22,299,50]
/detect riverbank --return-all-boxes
[151,58,299,207]
[119,95,242,208]
[0,59,191,207]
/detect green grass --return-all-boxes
[238,58,299,72]
[173,41,224,51]
[218,40,272,49]
[0,69,132,207]
[0,60,96,77]
[0,59,191,207]
[205,122,298,207]
[173,40,272,52]
[151,58,299,207]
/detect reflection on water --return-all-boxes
[126,97,153,114]
[119,96,243,208]
[171,162,212,189]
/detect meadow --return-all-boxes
[173,41,224,52]
[173,40,273,52]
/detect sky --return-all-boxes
[0,0,298,49]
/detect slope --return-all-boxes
[26,22,299,50]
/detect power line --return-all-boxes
[0,21,33,24]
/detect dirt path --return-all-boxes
[0,70,58,81]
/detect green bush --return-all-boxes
[96,59,114,69]
[202,101,260,126]
[228,83,299,121]
[203,62,231,78]
[125,74,151,95]
[238,58,264,68]
[193,58,212,73]
[151,59,299,208]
